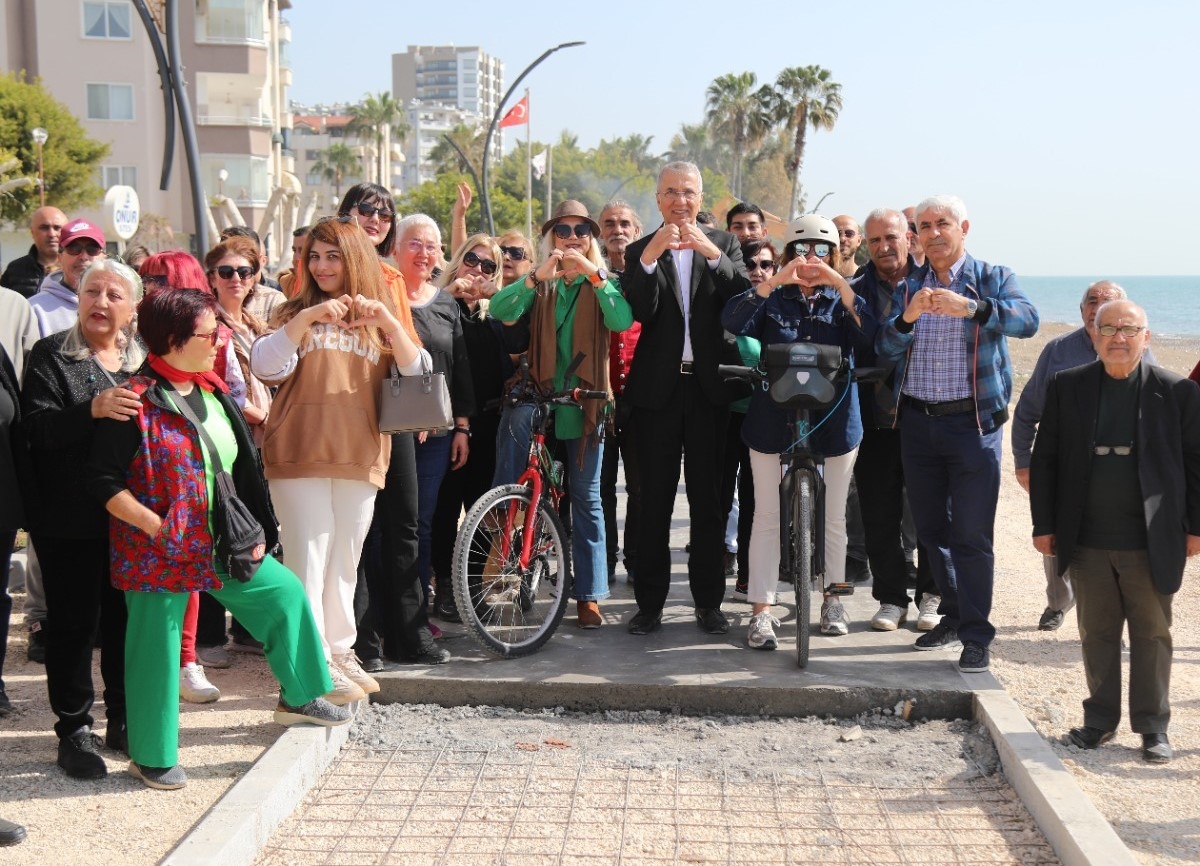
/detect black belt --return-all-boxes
[680,361,694,374]
[901,395,975,417]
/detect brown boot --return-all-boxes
[577,600,602,629]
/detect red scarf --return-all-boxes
[146,353,230,394]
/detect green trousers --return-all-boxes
[124,555,334,768]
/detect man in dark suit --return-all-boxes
[1031,300,1200,764]
[620,161,751,635]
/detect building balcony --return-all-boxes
[197,109,273,128]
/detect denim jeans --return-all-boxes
[900,409,1002,646]
[493,403,535,487]
[414,433,453,597]
[563,437,609,602]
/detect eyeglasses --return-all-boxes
[746,259,776,273]
[790,241,833,258]
[1097,325,1146,337]
[552,223,592,240]
[657,188,700,201]
[141,274,169,288]
[405,240,441,256]
[462,251,498,275]
[353,202,394,221]
[499,245,527,261]
[65,242,102,256]
[212,265,258,281]
[1093,445,1133,456]
[838,229,858,238]
[191,329,221,346]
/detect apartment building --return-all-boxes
[0,0,295,263]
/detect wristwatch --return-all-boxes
[524,274,537,290]
[589,268,609,287]
[964,298,979,318]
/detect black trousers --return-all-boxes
[718,412,753,580]
[0,528,14,693]
[853,427,935,607]
[33,534,126,739]
[632,376,729,614]
[355,433,432,660]
[430,414,500,607]
[600,394,641,572]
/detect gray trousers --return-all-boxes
[22,539,46,624]
[1071,546,1172,734]
[1043,554,1074,612]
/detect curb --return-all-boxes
[159,705,355,866]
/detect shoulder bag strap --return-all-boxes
[165,382,227,475]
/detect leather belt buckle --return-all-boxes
[680,361,694,374]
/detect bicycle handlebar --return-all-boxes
[718,363,887,384]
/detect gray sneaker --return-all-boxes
[274,697,353,727]
[820,598,849,636]
[195,643,232,669]
[746,611,780,651]
[129,761,188,790]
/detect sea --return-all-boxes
[1021,275,1199,338]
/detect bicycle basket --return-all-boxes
[763,343,845,409]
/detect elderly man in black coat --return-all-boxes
[1031,300,1200,764]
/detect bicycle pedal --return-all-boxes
[826,582,855,596]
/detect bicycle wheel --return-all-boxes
[793,472,814,668]
[452,484,572,658]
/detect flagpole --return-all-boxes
[525,88,532,241]
[546,144,553,217]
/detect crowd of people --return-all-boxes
[0,162,1198,835]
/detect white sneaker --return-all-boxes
[334,652,380,695]
[324,661,367,706]
[746,611,780,651]
[917,593,942,631]
[179,662,220,704]
[820,598,849,636]
[870,603,907,631]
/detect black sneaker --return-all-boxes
[958,641,990,673]
[695,608,730,635]
[1038,607,1065,631]
[58,729,107,779]
[627,610,661,635]
[0,818,27,846]
[434,598,462,623]
[0,689,12,717]
[913,620,961,652]
[229,633,265,655]
[106,719,128,755]
[358,655,385,674]
[27,620,46,664]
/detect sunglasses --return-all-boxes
[212,265,258,281]
[191,329,221,346]
[499,245,527,261]
[1093,445,1132,456]
[462,251,497,275]
[141,274,169,288]
[837,229,857,238]
[746,259,776,273]
[791,241,833,258]
[65,242,102,256]
[552,223,592,240]
[353,202,394,221]
[1097,324,1145,337]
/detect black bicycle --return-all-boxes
[721,344,882,667]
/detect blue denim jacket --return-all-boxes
[721,285,876,456]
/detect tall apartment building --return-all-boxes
[0,0,295,264]
[391,44,504,188]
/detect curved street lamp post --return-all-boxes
[30,127,48,206]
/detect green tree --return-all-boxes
[399,171,525,246]
[311,142,360,198]
[705,72,773,200]
[348,92,409,186]
[0,72,108,224]
[772,65,842,220]
[426,121,487,179]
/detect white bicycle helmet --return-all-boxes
[783,213,837,246]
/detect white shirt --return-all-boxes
[641,240,720,364]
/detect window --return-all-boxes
[87,83,134,120]
[306,149,321,160]
[83,2,132,39]
[98,165,137,190]
[202,155,270,205]
[198,0,265,43]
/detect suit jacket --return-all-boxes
[621,225,751,408]
[1030,359,1200,593]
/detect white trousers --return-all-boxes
[747,447,858,606]
[269,477,377,657]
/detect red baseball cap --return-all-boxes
[60,219,106,248]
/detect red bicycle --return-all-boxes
[451,359,606,658]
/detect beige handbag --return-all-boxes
[378,355,453,435]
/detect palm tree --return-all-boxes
[427,121,487,178]
[704,72,773,199]
[348,92,409,186]
[311,142,360,199]
[772,65,842,220]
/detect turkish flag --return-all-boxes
[499,96,529,128]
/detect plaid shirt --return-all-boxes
[903,258,973,402]
[876,253,1039,431]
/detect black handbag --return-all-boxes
[169,384,267,583]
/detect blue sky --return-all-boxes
[287,0,1199,276]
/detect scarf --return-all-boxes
[529,275,611,462]
[146,353,230,394]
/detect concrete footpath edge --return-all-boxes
[158,704,356,866]
[972,684,1139,866]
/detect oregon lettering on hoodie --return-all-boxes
[297,322,381,365]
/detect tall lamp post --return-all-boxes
[479,40,585,235]
[30,127,48,206]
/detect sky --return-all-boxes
[286,0,1200,277]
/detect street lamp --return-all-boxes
[30,127,48,207]
[217,168,228,198]
[479,40,585,235]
